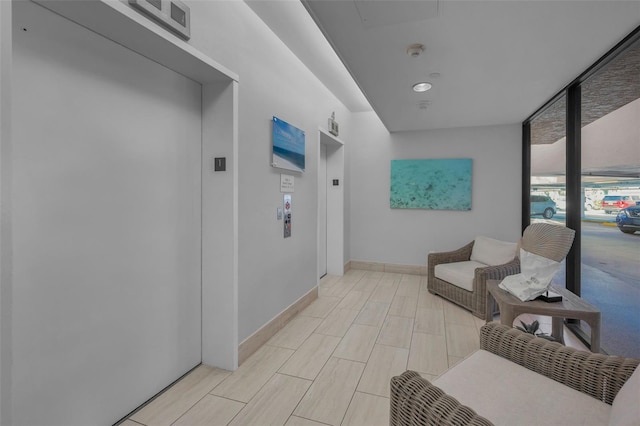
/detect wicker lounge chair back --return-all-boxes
[520,222,575,262]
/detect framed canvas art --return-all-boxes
[390,159,472,210]
[272,116,305,173]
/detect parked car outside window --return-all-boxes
[601,195,639,214]
[615,206,640,234]
[530,195,556,219]
[584,196,600,211]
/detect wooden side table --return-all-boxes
[486,280,601,353]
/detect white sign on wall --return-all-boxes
[280,174,294,192]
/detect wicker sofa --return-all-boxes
[390,323,639,426]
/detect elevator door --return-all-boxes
[12,2,202,424]
[319,143,328,278]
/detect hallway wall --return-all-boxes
[186,1,351,343]
[1,4,353,423]
[349,112,522,266]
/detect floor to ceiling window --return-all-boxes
[579,37,640,358]
[530,95,567,225]
[523,27,640,357]
[528,95,567,287]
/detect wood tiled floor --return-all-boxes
[124,270,588,426]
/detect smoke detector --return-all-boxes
[418,100,432,110]
[406,43,424,58]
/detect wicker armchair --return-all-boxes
[391,323,639,426]
[427,241,519,319]
[427,223,575,319]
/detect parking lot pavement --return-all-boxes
[580,263,640,359]
[546,216,639,358]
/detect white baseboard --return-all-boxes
[348,260,425,276]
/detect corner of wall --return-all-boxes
[0,0,13,422]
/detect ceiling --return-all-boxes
[246,0,640,133]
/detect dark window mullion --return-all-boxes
[522,122,531,234]
[565,85,581,295]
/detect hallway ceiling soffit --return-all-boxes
[248,0,640,133]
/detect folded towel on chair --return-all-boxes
[499,249,561,301]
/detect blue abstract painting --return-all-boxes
[390,159,472,210]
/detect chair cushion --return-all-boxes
[470,236,517,266]
[434,261,486,292]
[433,349,611,426]
[609,365,640,426]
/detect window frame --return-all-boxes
[522,25,640,351]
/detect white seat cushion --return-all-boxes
[470,236,517,266]
[608,365,640,426]
[433,350,611,426]
[434,260,486,292]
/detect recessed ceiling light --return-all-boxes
[412,82,432,92]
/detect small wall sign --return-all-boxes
[280,174,294,192]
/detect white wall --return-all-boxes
[349,112,522,266]
[0,1,11,423]
[185,1,351,342]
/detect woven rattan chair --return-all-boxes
[427,222,575,319]
[390,323,639,426]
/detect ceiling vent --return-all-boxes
[406,43,424,58]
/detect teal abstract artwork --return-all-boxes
[390,159,472,210]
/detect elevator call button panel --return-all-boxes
[283,194,292,238]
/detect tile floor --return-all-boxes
[123,270,588,426]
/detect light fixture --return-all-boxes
[412,82,432,92]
